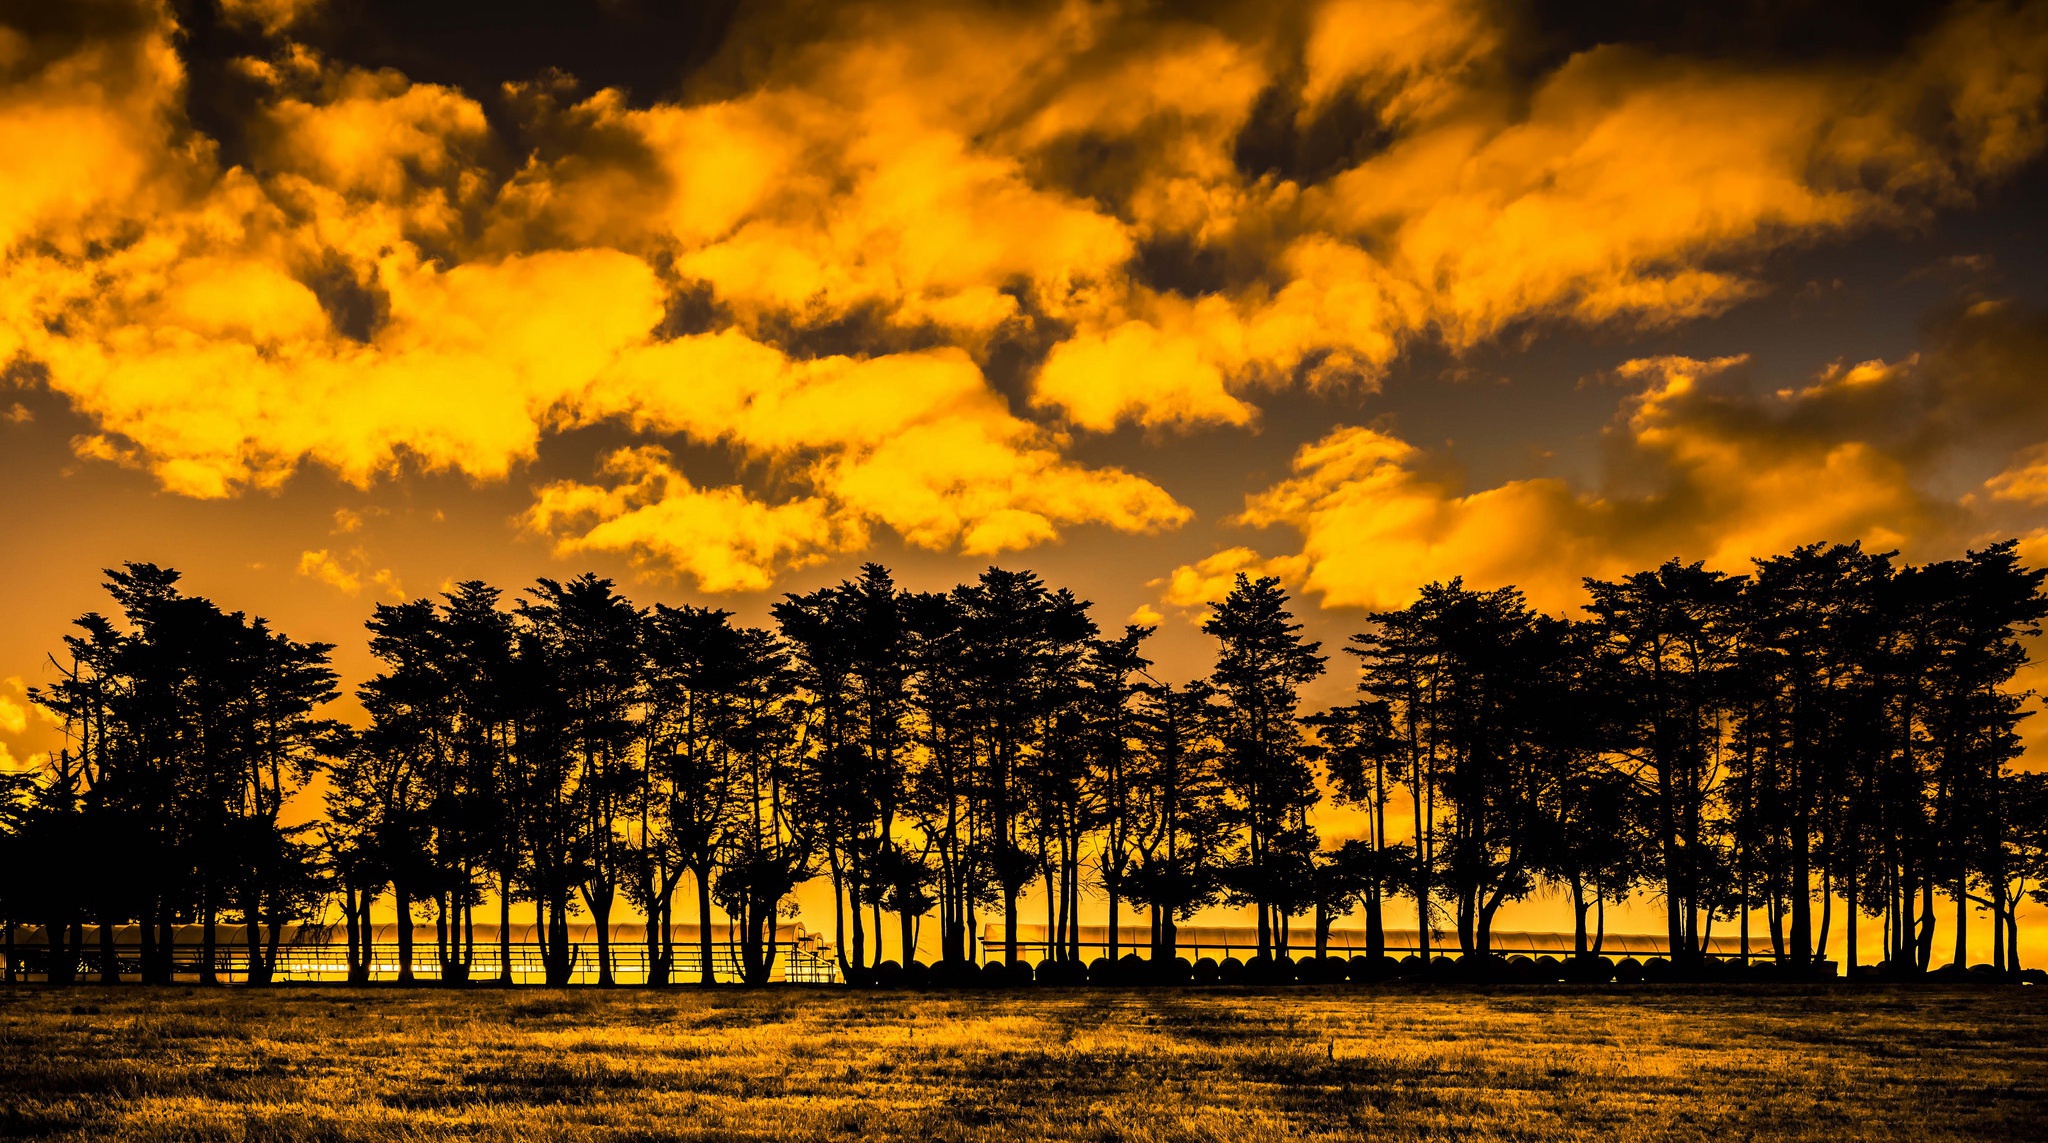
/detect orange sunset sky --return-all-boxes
[4,0,2048,960]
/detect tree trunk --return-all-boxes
[356,889,375,984]
[1915,880,1936,973]
[1845,870,1858,974]
[546,891,575,986]
[848,866,867,972]
[1003,884,1019,967]
[1108,884,1121,968]
[697,865,717,985]
[645,884,666,987]
[586,880,615,987]
[157,915,174,985]
[829,850,848,974]
[397,888,415,985]
[344,882,365,985]
[1790,826,1812,969]
[1571,874,1589,957]
[1815,872,1833,972]
[98,914,119,985]
[45,918,73,987]
[498,874,514,985]
[266,918,285,984]
[1954,876,1969,971]
[245,905,267,986]
[435,892,450,980]
[1044,862,1059,963]
[200,896,218,986]
[1738,878,1751,967]
[1364,882,1383,966]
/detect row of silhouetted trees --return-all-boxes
[4,541,2048,986]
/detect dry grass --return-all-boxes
[0,984,2043,1141]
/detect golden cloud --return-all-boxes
[1989,447,2048,505]
[1299,0,1496,121]
[2,0,2046,594]
[27,245,665,496]
[526,447,853,595]
[549,337,1192,585]
[0,676,56,774]
[0,678,27,736]
[296,548,403,597]
[1151,546,1313,618]
[1193,346,1996,614]
[1028,0,2048,431]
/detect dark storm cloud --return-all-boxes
[1523,0,1960,66]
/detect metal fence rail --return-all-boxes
[994,925,1781,963]
[5,924,840,985]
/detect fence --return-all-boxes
[3,923,840,985]
[993,924,1779,963]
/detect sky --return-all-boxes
[3,0,2048,961]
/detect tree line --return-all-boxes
[4,541,2047,986]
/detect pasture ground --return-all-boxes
[0,984,2043,1141]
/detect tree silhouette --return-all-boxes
[1125,679,1227,964]
[900,589,985,966]
[1205,574,1325,961]
[953,569,1096,967]
[517,576,643,986]
[775,566,914,975]
[24,565,338,986]
[8,541,2048,988]
[1310,699,1406,966]
[1584,559,1745,971]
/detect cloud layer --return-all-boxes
[2,0,2045,593]
[1185,300,2048,614]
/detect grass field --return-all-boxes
[1,984,2044,1142]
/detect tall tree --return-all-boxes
[1308,700,1407,965]
[1206,574,1325,960]
[357,598,448,985]
[1583,560,1744,972]
[436,582,519,984]
[1083,627,1153,967]
[953,569,1097,966]
[33,565,339,986]
[520,577,638,991]
[520,576,644,986]
[1126,680,1227,964]
[711,624,818,984]
[901,590,986,965]
[643,604,745,984]
[774,566,912,972]
[1740,543,1891,970]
